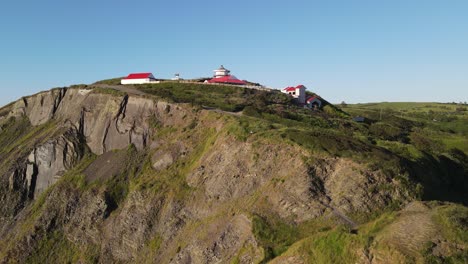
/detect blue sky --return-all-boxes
[1,0,467,106]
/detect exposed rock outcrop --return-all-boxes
[5,88,191,156]
[169,214,262,264]
[9,127,84,199]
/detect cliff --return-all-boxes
[0,84,466,263]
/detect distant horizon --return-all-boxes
[1,0,467,106]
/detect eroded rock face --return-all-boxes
[65,192,110,246]
[29,131,83,198]
[6,88,189,155]
[309,158,401,214]
[101,192,163,262]
[169,214,262,264]
[152,142,188,171]
[9,128,84,199]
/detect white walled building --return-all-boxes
[121,73,158,85]
[213,65,231,78]
[282,85,306,104]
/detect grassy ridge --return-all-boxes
[137,82,291,112]
[343,102,468,154]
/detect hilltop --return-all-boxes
[0,82,466,263]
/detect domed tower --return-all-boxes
[213,65,230,78]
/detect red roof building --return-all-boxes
[306,96,318,103]
[207,75,247,85]
[306,96,322,108]
[121,72,157,84]
[206,65,246,85]
[282,85,306,104]
[123,73,155,80]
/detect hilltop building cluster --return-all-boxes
[121,65,322,109]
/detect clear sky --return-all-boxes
[1,0,467,106]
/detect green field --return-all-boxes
[341,102,468,153]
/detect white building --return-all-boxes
[121,73,158,85]
[282,85,306,104]
[213,65,230,78]
[172,73,182,81]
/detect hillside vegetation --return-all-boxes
[0,83,466,263]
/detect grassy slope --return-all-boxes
[343,102,468,153]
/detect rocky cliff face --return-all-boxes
[0,86,465,263]
[9,128,84,199]
[8,88,160,154]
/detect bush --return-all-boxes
[369,122,406,141]
[252,215,300,261]
[448,148,468,165]
[409,132,444,154]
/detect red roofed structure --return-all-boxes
[206,65,247,85]
[121,72,157,84]
[282,85,306,104]
[207,75,246,85]
[306,96,318,103]
[284,87,296,92]
[124,73,154,79]
[306,95,322,109]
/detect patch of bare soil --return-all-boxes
[84,151,127,182]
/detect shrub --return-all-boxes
[409,132,444,154]
[252,215,300,261]
[369,122,405,141]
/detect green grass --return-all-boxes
[342,102,468,160]
[433,204,468,244]
[93,77,123,85]
[344,102,464,112]
[421,203,468,264]
[274,212,400,263]
[376,140,423,160]
[91,87,127,96]
[24,230,100,264]
[304,228,358,264]
[267,204,468,264]
[24,231,81,264]
[138,82,291,112]
[257,224,359,264]
[252,215,301,261]
[0,117,32,158]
